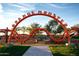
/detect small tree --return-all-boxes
[16,27,21,31]
[16,26,27,34]
[45,20,58,33]
[21,26,27,34]
[26,23,42,35]
[56,25,64,33]
[45,20,64,34]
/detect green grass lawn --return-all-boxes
[0,46,30,56]
[49,45,79,56]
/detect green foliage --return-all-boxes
[26,23,42,35]
[49,20,58,27]
[72,36,79,39]
[45,20,64,34]
[72,24,79,33]
[45,24,51,32]
[21,26,27,34]
[16,26,27,34]
[31,23,41,29]
[16,23,42,34]
[45,20,58,33]
[74,24,79,28]
[0,46,30,56]
[49,46,79,56]
[16,27,21,31]
[56,25,64,33]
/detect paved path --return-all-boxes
[23,46,53,56]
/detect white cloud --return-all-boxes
[0,4,3,13]
[0,3,29,29]
[11,4,35,11]
[0,12,24,29]
[49,4,66,9]
[0,3,65,29]
[0,14,14,29]
[0,14,4,19]
[0,17,21,29]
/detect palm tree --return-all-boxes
[26,23,43,41]
[21,26,27,34]
[16,27,21,31]
[26,23,42,35]
[26,26,32,34]
[16,26,27,34]
[31,23,41,29]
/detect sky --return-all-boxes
[0,3,79,29]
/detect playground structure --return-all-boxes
[0,11,71,45]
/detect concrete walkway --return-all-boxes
[23,46,53,56]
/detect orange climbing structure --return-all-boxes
[7,11,70,44]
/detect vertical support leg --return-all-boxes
[5,27,8,43]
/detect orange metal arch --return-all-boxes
[8,11,70,44]
[23,28,66,43]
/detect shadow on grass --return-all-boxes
[53,52,65,56]
[0,46,30,56]
[71,48,79,56]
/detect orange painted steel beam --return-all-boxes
[8,11,70,44]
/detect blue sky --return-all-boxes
[0,3,79,29]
